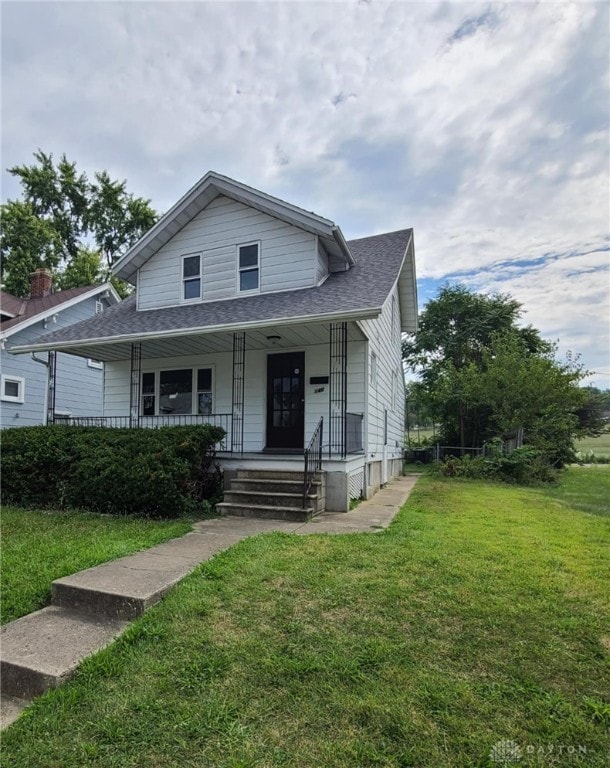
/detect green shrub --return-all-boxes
[1,425,225,518]
[435,447,557,485]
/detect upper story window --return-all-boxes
[182,254,202,301]
[238,243,259,292]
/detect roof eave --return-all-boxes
[8,306,382,356]
[0,283,121,341]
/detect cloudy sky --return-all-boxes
[2,1,608,387]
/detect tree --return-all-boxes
[1,150,157,296]
[403,285,589,466]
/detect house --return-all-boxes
[1,270,120,428]
[10,172,417,512]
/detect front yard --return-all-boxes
[2,468,609,767]
[1,509,191,624]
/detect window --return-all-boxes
[1,375,24,403]
[370,353,377,386]
[182,254,201,301]
[141,368,213,416]
[238,243,259,292]
[197,368,213,415]
[88,359,103,370]
[142,372,156,415]
[95,300,104,314]
[159,369,192,414]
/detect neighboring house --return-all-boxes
[11,172,417,510]
[1,270,120,428]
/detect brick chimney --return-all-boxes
[29,268,53,299]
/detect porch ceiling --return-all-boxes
[56,321,367,362]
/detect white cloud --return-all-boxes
[1,0,608,385]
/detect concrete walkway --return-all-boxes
[0,474,419,730]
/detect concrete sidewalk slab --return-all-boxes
[1,606,128,698]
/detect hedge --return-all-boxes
[1,425,225,518]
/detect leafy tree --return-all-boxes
[403,285,589,466]
[1,150,157,297]
[0,200,62,296]
[54,248,105,291]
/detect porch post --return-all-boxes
[46,351,56,424]
[329,322,347,458]
[231,332,245,455]
[129,342,142,428]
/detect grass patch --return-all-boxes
[1,508,191,624]
[575,432,610,458]
[3,469,609,767]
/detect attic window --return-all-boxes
[238,243,259,292]
[182,254,201,301]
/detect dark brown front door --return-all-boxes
[266,352,305,450]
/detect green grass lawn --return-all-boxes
[575,432,610,457]
[3,469,609,767]
[1,508,191,624]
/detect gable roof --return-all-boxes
[10,230,415,359]
[0,291,25,319]
[112,171,355,282]
[0,283,121,340]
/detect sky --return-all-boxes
[1,0,609,388]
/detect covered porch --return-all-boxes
[50,320,368,463]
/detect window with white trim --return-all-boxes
[88,359,103,369]
[182,254,202,301]
[370,353,377,386]
[1,375,24,403]
[141,368,214,416]
[238,242,259,292]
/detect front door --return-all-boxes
[266,352,305,450]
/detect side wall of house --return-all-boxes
[0,295,108,428]
[359,285,405,495]
[137,196,319,310]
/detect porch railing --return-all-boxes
[303,417,323,508]
[54,413,232,451]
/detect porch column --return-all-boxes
[46,351,56,424]
[129,342,142,428]
[231,332,245,455]
[329,322,347,458]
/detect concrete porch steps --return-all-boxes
[217,469,326,522]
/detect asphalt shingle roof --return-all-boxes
[0,285,105,334]
[13,230,412,348]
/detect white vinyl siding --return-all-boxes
[137,196,318,310]
[359,285,405,460]
[315,239,329,284]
